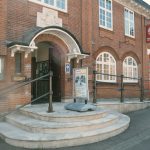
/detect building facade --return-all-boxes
[0,0,150,112]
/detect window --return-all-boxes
[123,56,138,82]
[124,8,135,37]
[15,53,22,74]
[29,0,67,12]
[0,57,4,80]
[96,52,116,82]
[99,0,113,30]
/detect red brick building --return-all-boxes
[0,0,150,112]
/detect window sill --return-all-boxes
[123,82,139,86]
[96,81,139,86]
[125,34,135,39]
[96,81,118,85]
[99,26,114,33]
[28,0,68,13]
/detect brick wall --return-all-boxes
[0,0,7,55]
[0,0,149,112]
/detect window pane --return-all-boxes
[106,0,111,10]
[56,0,65,9]
[128,67,132,78]
[44,0,54,5]
[130,22,134,36]
[130,11,134,20]
[100,0,105,8]
[96,64,100,72]
[123,57,138,82]
[106,12,112,28]
[100,9,105,26]
[99,0,112,29]
[133,60,136,66]
[125,19,129,35]
[128,57,132,65]
[125,9,128,18]
[124,9,134,36]
[123,66,127,76]
[104,53,109,62]
[133,68,137,78]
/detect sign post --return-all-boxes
[73,67,89,103]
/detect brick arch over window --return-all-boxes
[96,51,116,82]
[93,46,119,61]
[121,51,141,65]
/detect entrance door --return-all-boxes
[49,47,61,102]
[31,59,49,104]
[31,45,61,104]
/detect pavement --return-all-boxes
[1,108,150,150]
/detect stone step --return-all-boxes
[0,114,130,149]
[19,104,107,122]
[6,112,119,133]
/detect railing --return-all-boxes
[0,71,53,119]
[93,71,150,103]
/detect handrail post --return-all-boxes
[140,77,144,102]
[48,71,53,112]
[120,75,124,103]
[93,70,97,103]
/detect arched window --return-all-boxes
[96,52,116,82]
[123,56,138,82]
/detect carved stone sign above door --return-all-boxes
[36,7,62,28]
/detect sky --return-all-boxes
[143,0,150,5]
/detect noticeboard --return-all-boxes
[73,67,88,100]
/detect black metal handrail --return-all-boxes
[93,71,149,103]
[0,72,53,119]
[0,73,51,96]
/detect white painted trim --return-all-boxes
[29,28,79,53]
[29,27,88,62]
[28,0,68,13]
[96,52,116,82]
[114,0,150,19]
[99,0,113,31]
[124,7,135,38]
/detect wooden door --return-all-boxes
[31,59,49,104]
[49,47,61,102]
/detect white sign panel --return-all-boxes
[65,63,71,74]
[73,67,88,99]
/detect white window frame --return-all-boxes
[99,0,113,31]
[28,0,68,13]
[124,8,135,38]
[123,56,138,83]
[96,52,116,82]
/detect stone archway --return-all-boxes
[8,26,89,102]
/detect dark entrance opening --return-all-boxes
[31,42,61,104]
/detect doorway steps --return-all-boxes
[0,103,130,149]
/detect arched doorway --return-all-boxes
[31,41,63,103]
[8,26,89,104]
